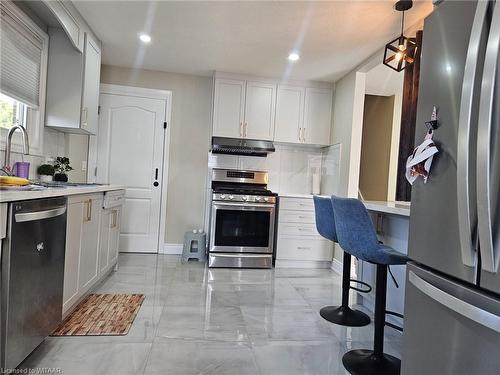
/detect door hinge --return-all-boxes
[164,122,167,129]
[98,105,101,115]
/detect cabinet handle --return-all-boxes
[240,122,243,137]
[82,107,88,127]
[83,199,91,222]
[302,127,306,142]
[111,210,117,228]
[297,246,311,250]
[244,122,248,137]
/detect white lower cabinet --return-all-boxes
[63,192,122,315]
[275,197,333,267]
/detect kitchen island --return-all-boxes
[358,200,411,326]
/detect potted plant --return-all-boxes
[37,164,55,182]
[53,157,73,182]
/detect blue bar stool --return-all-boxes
[313,196,371,327]
[331,196,409,375]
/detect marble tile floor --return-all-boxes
[20,254,402,375]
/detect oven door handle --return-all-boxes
[213,202,275,209]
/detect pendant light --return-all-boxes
[383,0,416,72]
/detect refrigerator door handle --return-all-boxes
[457,0,489,268]
[409,271,500,333]
[477,2,500,273]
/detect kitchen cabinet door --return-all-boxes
[98,209,111,275]
[63,199,84,313]
[244,81,276,140]
[81,33,101,135]
[303,88,333,145]
[108,207,121,266]
[213,78,246,138]
[78,196,101,291]
[274,85,305,143]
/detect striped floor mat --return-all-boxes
[52,294,145,336]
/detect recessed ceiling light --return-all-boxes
[288,52,300,61]
[139,34,151,43]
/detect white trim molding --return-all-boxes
[100,84,170,100]
[162,243,183,255]
[275,260,332,269]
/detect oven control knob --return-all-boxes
[228,195,234,200]
[255,196,261,202]
[242,195,248,201]
[220,194,226,200]
[264,197,269,202]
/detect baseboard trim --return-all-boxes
[331,258,343,275]
[275,259,332,269]
[162,243,183,255]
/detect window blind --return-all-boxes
[0,6,44,108]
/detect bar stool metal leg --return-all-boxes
[342,264,401,375]
[320,253,371,327]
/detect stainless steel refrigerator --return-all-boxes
[402,1,500,374]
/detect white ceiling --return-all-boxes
[74,0,433,83]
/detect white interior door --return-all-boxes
[97,91,166,253]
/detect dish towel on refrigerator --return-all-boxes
[406,131,439,185]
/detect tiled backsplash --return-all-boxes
[0,128,66,178]
[208,144,340,195]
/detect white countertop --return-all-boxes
[278,193,315,199]
[0,184,125,203]
[278,193,411,217]
[363,200,411,217]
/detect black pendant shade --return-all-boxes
[383,0,415,72]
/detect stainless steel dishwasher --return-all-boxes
[1,197,67,370]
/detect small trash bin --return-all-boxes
[182,229,206,262]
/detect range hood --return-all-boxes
[211,137,275,157]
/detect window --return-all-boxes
[0,1,48,155]
[0,93,28,130]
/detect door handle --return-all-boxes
[409,271,500,333]
[457,0,488,268]
[477,1,500,273]
[153,168,159,187]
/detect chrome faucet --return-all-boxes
[3,125,30,173]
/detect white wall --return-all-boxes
[100,65,212,245]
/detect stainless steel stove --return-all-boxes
[209,169,277,268]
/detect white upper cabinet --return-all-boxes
[212,73,332,145]
[213,78,246,138]
[212,76,276,140]
[303,87,333,146]
[244,81,276,140]
[274,85,305,143]
[81,33,101,135]
[44,0,101,136]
